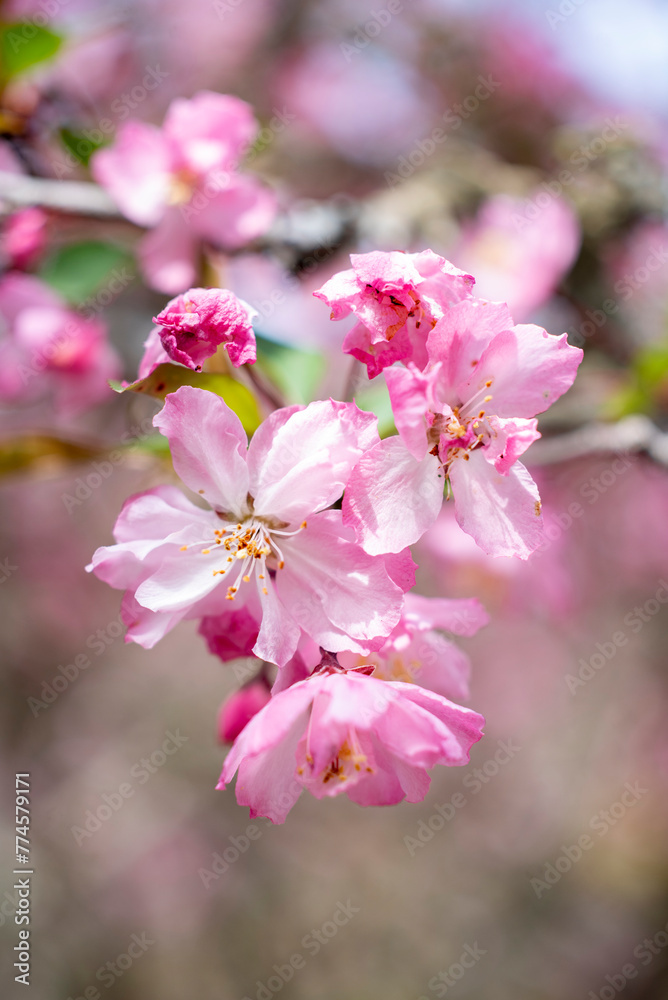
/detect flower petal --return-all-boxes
[276,510,405,651]
[154,385,249,515]
[459,325,583,419]
[343,436,444,554]
[448,450,544,559]
[92,121,171,227]
[249,399,379,523]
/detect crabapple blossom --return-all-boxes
[314,250,475,377]
[0,272,120,414]
[137,286,257,378]
[88,386,411,667]
[218,665,485,823]
[339,593,489,700]
[344,298,583,558]
[92,91,276,293]
[452,193,581,321]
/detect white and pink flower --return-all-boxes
[88,386,411,667]
[344,299,583,558]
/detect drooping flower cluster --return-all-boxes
[90,246,582,823]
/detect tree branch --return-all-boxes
[529,415,668,467]
[0,171,121,218]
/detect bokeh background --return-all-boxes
[1,1,668,998]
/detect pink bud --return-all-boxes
[217,680,271,744]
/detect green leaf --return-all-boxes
[113,363,262,434]
[0,22,62,79]
[353,377,396,438]
[607,340,668,418]
[39,241,134,306]
[255,335,326,404]
[60,127,106,167]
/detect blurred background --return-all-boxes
[1,0,668,998]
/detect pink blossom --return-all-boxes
[150,287,256,371]
[217,678,271,744]
[344,299,583,558]
[0,272,120,414]
[88,386,411,667]
[1,208,47,270]
[314,250,475,378]
[218,668,484,823]
[452,194,581,321]
[339,593,488,700]
[92,92,276,294]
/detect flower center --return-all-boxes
[167,168,198,206]
[179,516,307,601]
[434,378,494,472]
[298,727,374,787]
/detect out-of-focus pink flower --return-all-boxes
[344,298,583,558]
[92,92,276,294]
[88,387,411,667]
[1,208,48,270]
[453,194,581,321]
[150,287,256,371]
[218,668,484,823]
[274,43,438,168]
[0,272,120,414]
[339,593,488,700]
[217,678,272,743]
[314,250,475,377]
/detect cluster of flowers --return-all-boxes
[89,251,582,823]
